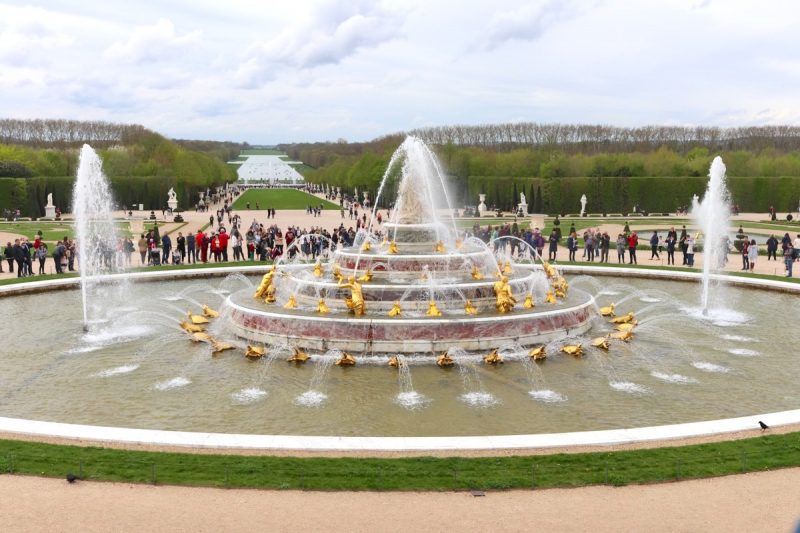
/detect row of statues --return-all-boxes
[254,260,569,316]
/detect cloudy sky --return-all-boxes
[2,0,799,144]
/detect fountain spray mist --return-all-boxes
[691,156,731,314]
[72,145,120,330]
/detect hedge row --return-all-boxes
[466,176,800,214]
[0,175,234,217]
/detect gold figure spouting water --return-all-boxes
[287,347,310,363]
[339,275,365,316]
[245,345,265,359]
[316,298,329,314]
[254,264,277,300]
[434,241,445,253]
[608,330,633,342]
[437,352,454,367]
[560,344,583,356]
[361,241,371,252]
[426,301,442,316]
[388,356,401,368]
[388,301,402,317]
[180,321,205,333]
[599,303,615,316]
[284,295,297,309]
[335,352,356,366]
[471,265,484,280]
[523,294,535,309]
[357,270,373,282]
[388,241,399,254]
[464,299,478,315]
[202,304,219,318]
[211,341,235,355]
[484,349,504,365]
[502,261,513,274]
[313,262,324,277]
[610,312,635,324]
[493,276,516,313]
[332,264,343,282]
[545,290,557,304]
[591,337,610,350]
[529,345,546,360]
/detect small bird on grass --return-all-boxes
[66,473,81,484]
[758,420,769,431]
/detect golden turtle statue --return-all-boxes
[599,303,615,317]
[287,348,310,363]
[608,330,633,342]
[211,341,235,356]
[180,321,205,333]
[610,312,635,324]
[560,343,583,356]
[335,352,356,366]
[591,337,610,350]
[484,349,504,365]
[187,310,209,325]
[436,352,455,367]
[388,356,402,368]
[245,345,266,359]
[615,322,635,332]
[529,345,547,360]
[202,304,219,318]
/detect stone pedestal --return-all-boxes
[167,198,178,211]
[517,202,528,216]
[45,205,56,218]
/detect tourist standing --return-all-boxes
[218,228,229,261]
[627,231,638,264]
[162,234,172,265]
[566,232,577,262]
[176,232,186,263]
[784,243,794,277]
[747,239,758,272]
[616,234,626,263]
[766,235,778,261]
[649,231,660,260]
[548,230,558,261]
[741,238,750,271]
[186,232,196,264]
[686,235,696,267]
[679,225,688,264]
[665,233,676,265]
[584,231,595,261]
[36,242,48,274]
[600,232,610,263]
[137,234,147,265]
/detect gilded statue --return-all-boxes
[339,275,365,316]
[493,275,516,313]
[254,265,278,300]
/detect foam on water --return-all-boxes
[597,290,620,296]
[395,391,430,410]
[609,381,650,394]
[295,390,328,407]
[727,348,760,357]
[721,334,758,342]
[231,388,268,404]
[650,371,698,384]
[639,297,661,303]
[93,364,139,378]
[460,391,500,407]
[83,324,153,346]
[528,389,567,403]
[65,345,102,355]
[160,296,182,301]
[692,362,730,373]
[682,306,749,326]
[154,376,191,390]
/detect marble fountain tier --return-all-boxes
[226,223,594,354]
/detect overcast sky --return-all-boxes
[2,0,799,144]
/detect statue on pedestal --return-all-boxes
[478,194,487,215]
[580,194,587,217]
[167,187,178,211]
[44,193,56,218]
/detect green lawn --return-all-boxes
[240,148,285,156]
[1,430,799,490]
[233,189,339,210]
[0,221,133,242]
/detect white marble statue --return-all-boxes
[168,188,177,201]
[520,192,526,205]
[167,187,178,210]
[580,194,587,216]
[46,193,54,207]
[44,193,56,218]
[478,194,487,215]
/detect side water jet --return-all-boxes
[72,145,122,330]
[691,156,731,315]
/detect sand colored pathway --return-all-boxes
[2,468,799,532]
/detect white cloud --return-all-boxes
[234,0,403,87]
[2,0,800,143]
[104,18,201,64]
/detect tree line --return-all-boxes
[0,119,153,149]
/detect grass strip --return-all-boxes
[1,432,799,490]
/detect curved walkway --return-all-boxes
[2,468,800,532]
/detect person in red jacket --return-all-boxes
[217,228,229,261]
[627,231,638,264]
[196,230,207,263]
[210,233,219,262]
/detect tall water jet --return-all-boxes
[691,156,731,314]
[72,145,121,330]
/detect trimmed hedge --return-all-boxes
[467,176,800,214]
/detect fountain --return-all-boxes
[72,144,122,330]
[227,136,594,353]
[1,142,799,446]
[691,156,731,314]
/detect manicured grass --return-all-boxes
[232,189,339,210]
[0,221,133,241]
[1,431,799,490]
[240,149,285,156]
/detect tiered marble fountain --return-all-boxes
[227,137,594,357]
